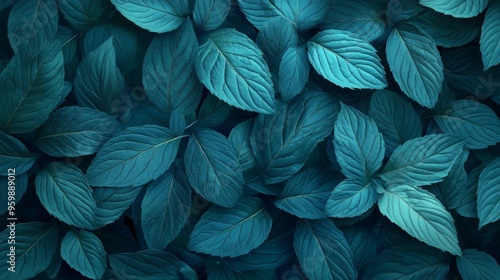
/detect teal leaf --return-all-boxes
[0,131,38,176]
[326,178,378,218]
[433,100,500,149]
[195,94,232,129]
[188,197,272,257]
[386,23,444,108]
[334,104,385,181]
[343,227,377,270]
[36,162,96,229]
[0,222,58,280]
[237,0,286,30]
[294,219,357,280]
[110,0,189,33]
[60,230,107,279]
[59,0,107,31]
[481,2,500,70]
[0,0,15,12]
[55,25,78,66]
[124,101,169,128]
[87,125,182,187]
[378,184,461,255]
[143,20,202,117]
[477,157,500,228]
[94,186,143,228]
[456,249,500,280]
[193,0,231,31]
[0,173,28,215]
[0,42,64,134]
[307,30,387,89]
[184,129,244,207]
[35,106,121,157]
[195,28,276,114]
[206,261,276,280]
[370,90,422,156]
[228,120,257,173]
[456,163,487,218]
[387,0,427,23]
[420,0,488,18]
[381,134,465,187]
[279,45,310,101]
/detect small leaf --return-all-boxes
[229,120,257,174]
[195,94,232,129]
[456,249,500,280]
[0,131,38,176]
[420,0,488,18]
[456,163,487,218]
[94,186,143,228]
[326,178,378,218]
[59,0,107,31]
[477,157,500,228]
[60,230,107,279]
[481,2,500,70]
[279,45,310,101]
[193,0,231,31]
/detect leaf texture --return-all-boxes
[94,186,143,228]
[477,157,500,227]
[228,120,257,173]
[59,0,106,31]
[193,0,231,31]
[279,45,310,101]
[456,249,500,280]
[326,178,378,218]
[481,2,500,70]
[60,230,107,279]
[0,131,37,176]
[420,0,488,18]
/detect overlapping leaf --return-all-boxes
[481,2,500,70]
[477,157,500,228]
[420,0,488,18]
[326,179,378,218]
[61,230,107,279]
[0,131,38,176]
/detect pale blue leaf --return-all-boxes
[0,131,37,176]
[193,0,231,31]
[456,249,500,280]
[94,186,143,228]
[279,45,310,101]
[481,2,500,70]
[0,172,28,215]
[60,230,107,279]
[420,0,488,18]
[477,157,500,228]
[326,178,378,218]
[59,0,107,31]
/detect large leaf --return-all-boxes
[184,129,244,207]
[60,230,107,279]
[195,28,276,114]
[307,30,387,89]
[193,0,231,31]
[420,0,488,18]
[143,21,202,117]
[94,186,143,227]
[279,45,310,101]
[36,162,96,229]
[433,100,500,149]
[294,219,357,280]
[334,104,385,181]
[86,125,182,187]
[110,0,189,33]
[326,178,378,218]
[378,184,461,255]
[35,106,121,157]
[456,249,500,280]
[481,2,500,70]
[188,197,272,257]
[386,23,443,108]
[59,0,107,31]
[477,157,500,228]
[0,42,64,134]
[0,131,37,176]
[381,134,465,187]
[0,222,58,280]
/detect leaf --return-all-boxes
[274,167,342,219]
[59,0,107,31]
[420,0,488,18]
[279,45,310,101]
[386,23,444,108]
[0,42,64,134]
[141,170,191,249]
[334,104,385,180]
[124,101,169,128]
[250,90,339,184]
[229,120,257,173]
[188,197,272,257]
[378,184,461,255]
[456,163,487,218]
[343,227,377,270]
[143,20,202,117]
[381,134,465,187]
[94,186,143,228]
[109,249,197,280]
[477,157,500,228]
[206,261,276,280]
[0,222,58,280]
[237,0,286,30]
[35,106,121,157]
[195,28,276,114]
[36,162,96,229]
[387,0,427,23]
[95,222,140,254]
[74,38,124,114]
[326,178,378,218]
[0,131,37,176]
[86,125,182,187]
[456,249,500,280]
[0,173,28,215]
[434,100,500,149]
[294,219,357,280]
[307,30,387,89]
[481,2,500,70]
[60,230,107,279]
[195,94,232,129]
[184,129,244,207]
[110,0,189,33]
[193,0,231,31]
[370,90,422,156]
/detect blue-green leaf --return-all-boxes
[456,249,500,280]
[94,186,143,227]
[0,42,64,134]
[188,197,272,257]
[386,23,444,108]
[334,104,385,181]
[343,227,376,270]
[434,100,500,149]
[195,28,276,114]
[0,222,58,280]
[0,131,37,176]
[326,178,378,218]
[370,90,422,156]
[87,125,182,187]
[0,173,28,215]
[477,157,500,228]
[481,2,500,70]
[378,184,461,255]
[381,134,465,187]
[456,163,487,218]
[294,219,357,280]
[110,0,189,33]
[229,120,257,173]
[307,30,387,89]
[0,0,15,12]
[60,230,107,280]
[35,106,121,157]
[143,20,202,117]
[36,162,96,229]
[279,45,310,101]
[420,0,488,18]
[59,0,107,31]
[206,262,276,280]
[184,129,243,207]
[237,0,285,30]
[274,168,341,219]
[194,93,232,129]
[193,0,231,31]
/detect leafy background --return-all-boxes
[0,0,500,279]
